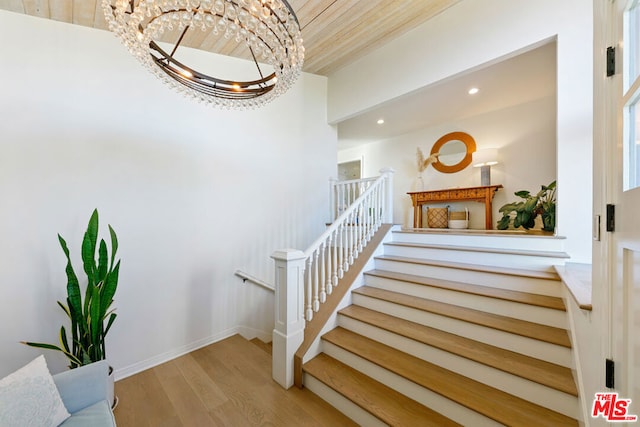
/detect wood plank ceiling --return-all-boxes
[0,0,460,75]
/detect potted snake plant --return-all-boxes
[23,209,121,406]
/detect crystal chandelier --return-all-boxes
[102,0,305,109]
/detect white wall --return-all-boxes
[339,97,557,230]
[329,0,593,263]
[0,11,336,379]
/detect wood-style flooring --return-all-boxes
[113,335,356,426]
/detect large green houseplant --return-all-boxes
[497,180,556,232]
[23,209,120,368]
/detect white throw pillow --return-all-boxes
[0,355,71,427]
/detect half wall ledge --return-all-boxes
[554,263,592,311]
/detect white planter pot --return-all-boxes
[108,365,118,410]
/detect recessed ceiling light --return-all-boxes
[377,119,385,125]
[468,87,479,95]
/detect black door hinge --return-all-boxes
[607,46,616,77]
[606,358,615,388]
[606,204,615,232]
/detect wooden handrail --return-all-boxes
[234,270,275,292]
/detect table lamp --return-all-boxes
[473,148,499,186]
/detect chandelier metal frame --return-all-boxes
[103,0,305,109]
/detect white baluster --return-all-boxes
[368,191,374,236]
[337,223,344,278]
[326,234,333,295]
[355,203,360,253]
[319,242,326,303]
[305,257,313,321]
[331,228,342,287]
[345,183,350,207]
[349,182,354,205]
[348,210,354,266]
[364,194,371,242]
[313,250,320,313]
[376,185,382,228]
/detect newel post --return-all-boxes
[271,249,306,389]
[379,167,395,224]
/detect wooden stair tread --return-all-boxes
[376,254,561,281]
[334,308,577,396]
[351,286,572,348]
[303,353,462,427]
[385,241,571,259]
[249,338,272,355]
[320,328,578,427]
[365,269,566,311]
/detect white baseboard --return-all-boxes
[113,326,240,381]
[236,325,272,343]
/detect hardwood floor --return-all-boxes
[113,335,356,426]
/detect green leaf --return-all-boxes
[104,313,117,337]
[82,209,99,288]
[497,215,511,230]
[103,312,117,358]
[101,261,120,318]
[523,196,539,212]
[498,202,520,213]
[59,326,71,354]
[97,239,108,283]
[514,213,522,228]
[22,341,83,368]
[56,301,71,319]
[542,210,556,232]
[59,236,82,331]
[515,210,535,229]
[109,225,118,270]
[89,284,102,352]
[540,180,557,192]
[514,190,531,198]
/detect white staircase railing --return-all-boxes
[329,176,378,222]
[271,167,394,388]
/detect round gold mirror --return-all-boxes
[430,131,477,173]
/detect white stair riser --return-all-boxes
[321,342,504,427]
[374,258,563,297]
[302,374,387,427]
[364,276,567,328]
[392,231,566,253]
[325,328,578,418]
[343,299,573,367]
[383,244,565,272]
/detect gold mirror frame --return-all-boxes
[430,131,477,173]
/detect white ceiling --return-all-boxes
[337,40,557,149]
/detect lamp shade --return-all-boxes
[473,148,499,167]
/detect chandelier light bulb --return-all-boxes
[102,0,305,109]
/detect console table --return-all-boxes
[408,185,503,230]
